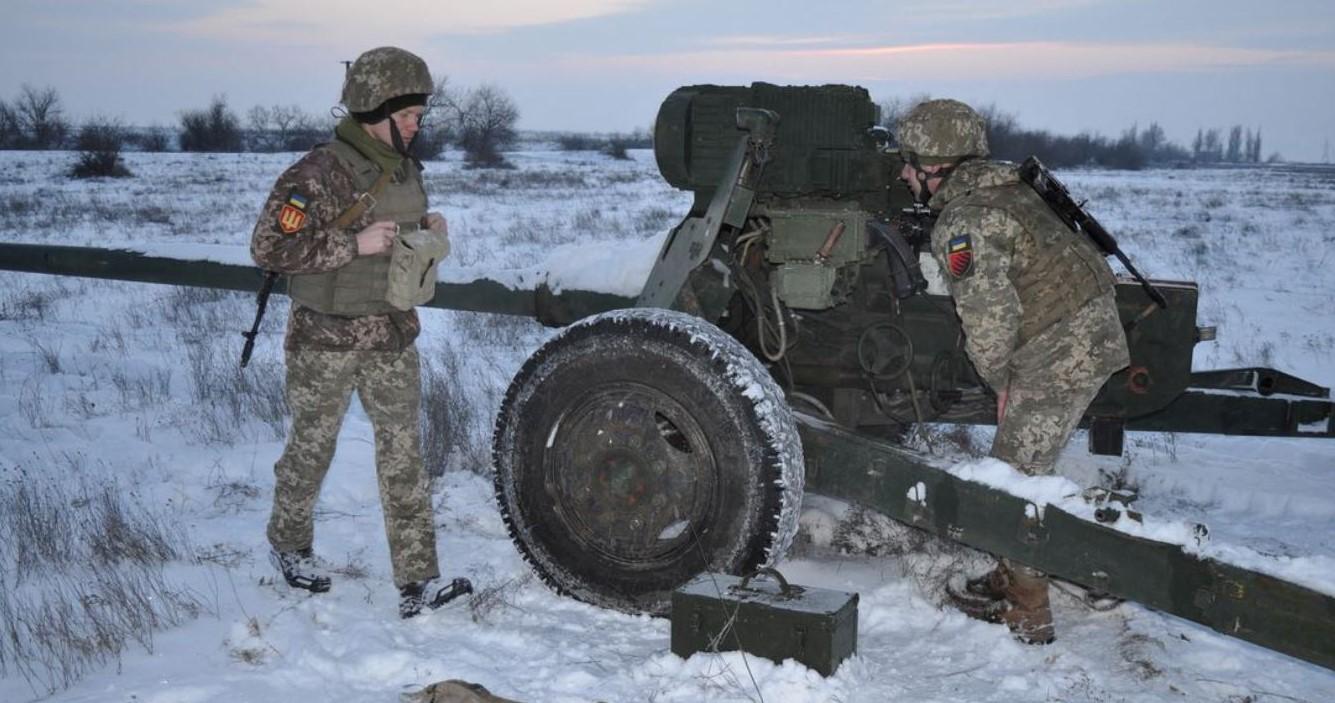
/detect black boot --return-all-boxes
[270,548,331,593]
[400,576,473,619]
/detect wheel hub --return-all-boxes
[545,382,716,564]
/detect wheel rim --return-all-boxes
[543,381,717,568]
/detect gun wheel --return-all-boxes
[493,308,804,614]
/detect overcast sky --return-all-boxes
[3,0,1333,161]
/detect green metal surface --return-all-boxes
[0,242,632,326]
[654,83,891,210]
[796,415,1335,671]
[671,570,859,676]
[637,107,776,310]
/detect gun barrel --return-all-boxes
[0,242,633,326]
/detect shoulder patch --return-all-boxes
[277,191,309,235]
[946,233,974,279]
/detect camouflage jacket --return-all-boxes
[929,160,1129,391]
[251,143,420,351]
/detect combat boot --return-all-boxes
[270,547,331,593]
[399,576,474,619]
[962,562,1009,600]
[948,561,1055,645]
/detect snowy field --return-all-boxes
[1,148,1333,702]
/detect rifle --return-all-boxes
[1018,156,1167,310]
[240,271,278,368]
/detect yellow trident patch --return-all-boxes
[277,192,309,235]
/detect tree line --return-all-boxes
[0,82,1287,178]
[880,95,1280,170]
[0,80,524,177]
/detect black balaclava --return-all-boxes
[352,93,428,156]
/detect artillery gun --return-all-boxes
[1,83,1332,670]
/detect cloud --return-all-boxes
[555,40,1335,82]
[900,0,1105,23]
[702,35,863,49]
[170,0,652,45]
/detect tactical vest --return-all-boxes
[287,140,428,316]
[956,183,1116,346]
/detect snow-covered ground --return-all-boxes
[1,148,1333,702]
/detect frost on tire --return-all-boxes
[492,308,804,614]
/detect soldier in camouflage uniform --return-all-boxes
[253,46,469,618]
[896,99,1130,644]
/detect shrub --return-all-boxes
[605,137,631,160]
[70,118,132,179]
[179,96,243,153]
[557,133,603,151]
[127,128,172,152]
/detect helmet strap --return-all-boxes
[389,118,408,155]
[388,113,425,170]
[907,152,976,205]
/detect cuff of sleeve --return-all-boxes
[337,230,359,261]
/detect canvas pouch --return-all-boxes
[386,227,449,310]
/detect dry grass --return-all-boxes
[0,462,206,697]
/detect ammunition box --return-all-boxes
[670,569,858,676]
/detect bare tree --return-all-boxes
[410,77,455,160]
[1139,122,1165,154]
[453,84,519,168]
[248,104,321,152]
[247,105,274,150]
[15,84,70,149]
[1226,125,1243,163]
[1201,128,1222,162]
[0,99,21,149]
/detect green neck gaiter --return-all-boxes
[334,117,404,176]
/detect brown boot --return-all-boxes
[946,562,1008,621]
[963,562,1009,600]
[997,563,1055,645]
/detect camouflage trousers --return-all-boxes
[991,298,1127,476]
[267,346,440,587]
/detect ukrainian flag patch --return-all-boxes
[946,233,974,279]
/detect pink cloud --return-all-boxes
[549,41,1335,82]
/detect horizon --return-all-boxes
[2,1,1333,162]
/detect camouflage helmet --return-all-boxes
[896,99,989,165]
[341,46,433,113]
